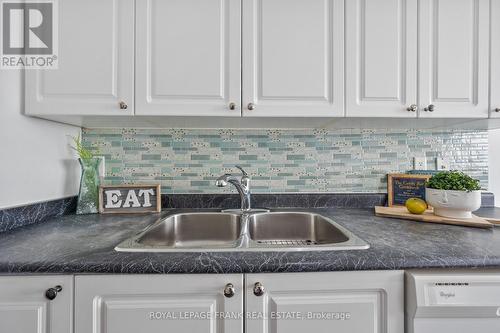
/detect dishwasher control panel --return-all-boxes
[427,280,500,306]
[406,270,500,333]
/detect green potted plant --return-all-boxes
[71,135,101,214]
[425,171,482,219]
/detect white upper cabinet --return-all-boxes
[0,276,73,333]
[135,0,241,116]
[346,0,418,118]
[246,271,404,333]
[242,0,344,117]
[25,0,135,116]
[491,0,500,118]
[418,0,490,118]
[23,0,496,123]
[75,274,243,333]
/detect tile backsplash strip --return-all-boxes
[82,128,489,194]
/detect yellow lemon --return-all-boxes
[405,198,428,214]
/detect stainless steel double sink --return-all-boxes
[115,211,369,252]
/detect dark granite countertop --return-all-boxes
[475,207,500,221]
[0,208,500,274]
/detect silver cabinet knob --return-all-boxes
[253,282,264,296]
[424,104,435,112]
[495,108,500,113]
[228,102,236,111]
[247,103,255,111]
[224,283,235,298]
[406,104,418,112]
[119,101,128,110]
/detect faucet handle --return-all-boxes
[234,165,249,177]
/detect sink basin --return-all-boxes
[248,212,349,245]
[245,212,368,250]
[115,211,369,252]
[116,212,242,251]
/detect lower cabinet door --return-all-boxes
[0,275,73,333]
[75,274,243,333]
[246,271,404,333]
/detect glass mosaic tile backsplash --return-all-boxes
[82,128,489,194]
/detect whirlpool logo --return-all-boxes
[1,0,58,69]
[439,291,456,299]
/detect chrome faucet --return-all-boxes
[216,165,251,211]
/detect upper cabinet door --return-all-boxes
[346,0,418,118]
[25,0,134,116]
[242,0,344,117]
[418,0,489,118]
[136,0,241,117]
[491,0,500,118]
[0,275,73,333]
[75,274,243,333]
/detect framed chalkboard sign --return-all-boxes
[99,184,162,214]
[387,174,431,207]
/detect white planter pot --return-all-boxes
[425,188,482,219]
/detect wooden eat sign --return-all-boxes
[99,184,161,214]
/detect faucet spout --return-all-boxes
[215,166,252,212]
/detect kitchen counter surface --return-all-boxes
[1,208,500,274]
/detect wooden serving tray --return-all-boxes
[374,206,494,229]
[476,216,500,225]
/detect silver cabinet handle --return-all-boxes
[424,104,435,112]
[247,103,255,111]
[253,282,264,296]
[406,104,418,112]
[495,108,500,113]
[119,101,128,110]
[224,283,235,298]
[229,102,236,111]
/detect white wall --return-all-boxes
[0,70,80,209]
[490,129,500,207]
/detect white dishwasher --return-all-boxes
[406,270,500,333]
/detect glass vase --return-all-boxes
[76,158,101,214]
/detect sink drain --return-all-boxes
[256,239,318,246]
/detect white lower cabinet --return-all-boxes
[74,274,244,333]
[0,272,403,333]
[0,275,73,333]
[246,271,404,333]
